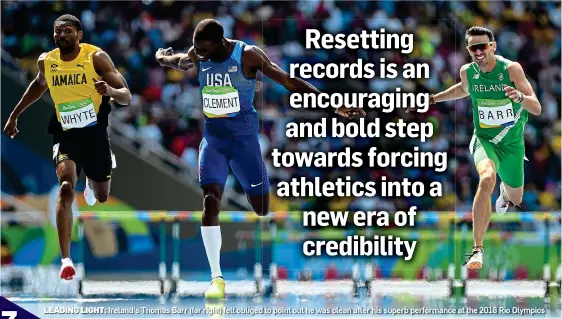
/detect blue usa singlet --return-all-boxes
[197,40,269,196]
[198,40,258,137]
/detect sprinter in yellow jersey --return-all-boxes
[3,14,131,280]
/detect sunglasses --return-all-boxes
[467,42,494,52]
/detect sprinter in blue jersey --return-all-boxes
[155,19,364,299]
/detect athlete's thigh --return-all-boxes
[497,144,525,188]
[53,134,82,178]
[229,135,270,196]
[82,129,113,183]
[470,135,500,172]
[199,136,230,190]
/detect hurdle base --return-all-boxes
[352,280,359,298]
[169,278,179,296]
[365,279,372,297]
[448,279,466,298]
[78,279,83,296]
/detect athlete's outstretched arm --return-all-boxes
[92,51,132,105]
[245,46,365,118]
[245,46,321,94]
[505,62,541,116]
[155,47,198,78]
[3,54,49,138]
[433,64,471,103]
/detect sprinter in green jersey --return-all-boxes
[428,26,542,269]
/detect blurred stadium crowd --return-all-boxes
[2,0,561,213]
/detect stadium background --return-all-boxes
[1,0,560,285]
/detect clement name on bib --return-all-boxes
[202,73,241,118]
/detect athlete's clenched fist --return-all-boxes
[92,78,113,96]
[504,85,524,103]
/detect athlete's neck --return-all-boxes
[60,44,82,62]
[210,40,235,62]
[478,55,497,73]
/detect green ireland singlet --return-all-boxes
[466,55,528,188]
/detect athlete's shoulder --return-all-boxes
[43,48,60,60]
[495,55,512,65]
[506,59,524,76]
[81,43,103,54]
[241,42,260,53]
[37,52,49,72]
[499,55,521,70]
[241,44,266,61]
[38,51,49,62]
[81,44,106,64]
[460,63,473,77]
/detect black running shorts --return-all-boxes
[52,125,114,182]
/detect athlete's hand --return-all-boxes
[406,94,435,113]
[3,116,19,139]
[155,47,174,65]
[504,85,523,103]
[335,107,366,119]
[93,78,113,96]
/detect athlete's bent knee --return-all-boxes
[203,194,220,214]
[478,170,496,194]
[59,181,75,201]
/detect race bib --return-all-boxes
[58,97,97,129]
[477,98,515,128]
[202,86,241,118]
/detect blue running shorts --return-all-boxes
[199,133,269,196]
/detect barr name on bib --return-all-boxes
[477,98,515,128]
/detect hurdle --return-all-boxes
[77,211,178,297]
[235,211,561,299]
[448,212,561,298]
[73,211,560,299]
[77,211,266,298]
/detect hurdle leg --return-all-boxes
[543,215,551,298]
[352,261,360,298]
[364,262,373,297]
[77,217,85,297]
[254,220,263,296]
[448,217,455,297]
[460,223,468,297]
[170,219,180,296]
[555,230,562,295]
[159,221,166,295]
[268,219,278,298]
[363,227,373,297]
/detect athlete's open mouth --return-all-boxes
[475,53,485,61]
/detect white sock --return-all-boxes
[201,226,222,278]
[61,257,73,265]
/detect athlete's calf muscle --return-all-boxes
[90,180,110,203]
[56,160,78,188]
[503,184,523,205]
[202,184,223,226]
